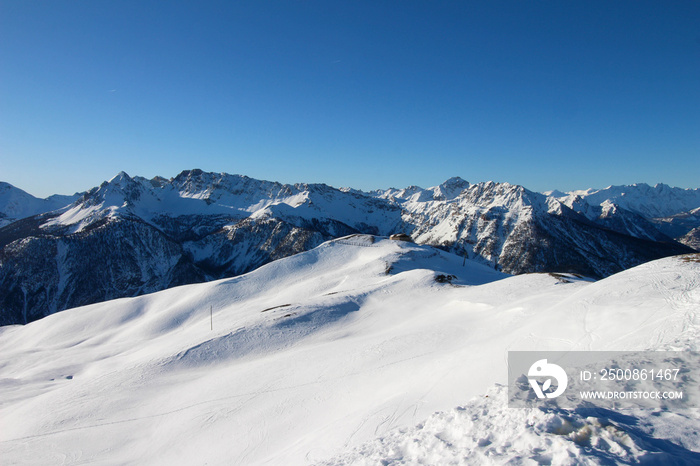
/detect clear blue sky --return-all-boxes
[1,1,699,197]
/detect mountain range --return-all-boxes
[1,169,698,325]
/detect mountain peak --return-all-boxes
[441,176,469,186]
[109,171,133,184]
[430,177,470,201]
[174,168,205,180]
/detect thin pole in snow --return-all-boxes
[462,251,467,267]
[210,306,213,331]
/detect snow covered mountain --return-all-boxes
[555,183,700,219]
[372,179,689,276]
[549,183,700,243]
[1,238,697,464]
[0,171,694,325]
[0,182,79,228]
[680,222,700,250]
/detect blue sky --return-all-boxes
[1,1,699,197]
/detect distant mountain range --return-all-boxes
[1,170,697,325]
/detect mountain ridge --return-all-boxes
[0,170,696,325]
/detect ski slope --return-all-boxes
[0,237,698,465]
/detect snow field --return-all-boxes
[0,239,698,465]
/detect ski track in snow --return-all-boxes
[0,240,698,465]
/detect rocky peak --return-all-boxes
[431,177,470,200]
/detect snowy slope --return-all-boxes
[550,183,700,242]
[376,180,690,276]
[566,183,700,219]
[0,170,694,325]
[0,239,697,465]
[0,182,78,227]
[680,225,700,250]
[556,195,672,242]
[42,170,403,235]
[323,383,700,465]
[651,207,700,246]
[0,170,403,325]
